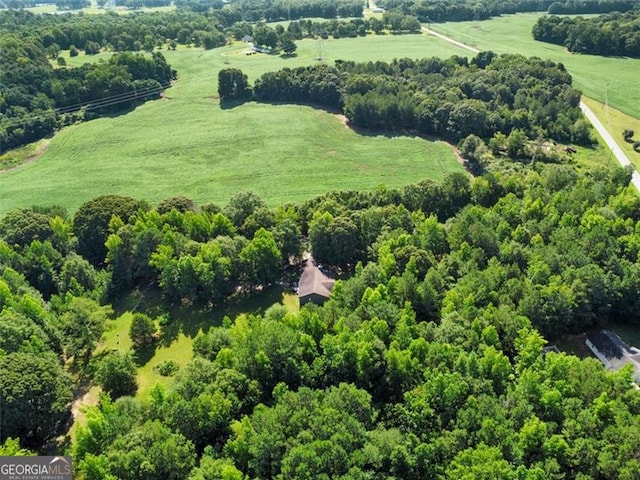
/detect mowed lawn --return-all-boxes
[98,287,300,398]
[0,34,468,215]
[429,13,640,120]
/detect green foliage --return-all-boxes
[533,11,640,57]
[218,69,252,101]
[0,438,33,456]
[87,420,196,480]
[0,352,73,448]
[239,228,282,288]
[5,156,640,478]
[0,22,176,152]
[309,211,362,268]
[60,296,112,365]
[0,208,54,247]
[279,34,297,56]
[623,129,635,143]
[156,196,197,214]
[129,312,157,350]
[251,53,587,151]
[95,351,138,398]
[74,195,147,266]
[153,359,179,376]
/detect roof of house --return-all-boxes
[586,329,640,380]
[298,257,335,300]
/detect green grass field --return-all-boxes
[429,13,640,120]
[0,35,467,215]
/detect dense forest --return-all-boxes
[533,8,640,57]
[1,161,640,477]
[375,0,639,22]
[222,52,593,165]
[1,2,640,478]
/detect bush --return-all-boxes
[153,359,179,376]
[634,141,640,153]
[623,129,635,143]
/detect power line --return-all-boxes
[0,82,169,132]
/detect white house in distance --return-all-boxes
[586,330,640,383]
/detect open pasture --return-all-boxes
[430,13,640,120]
[0,34,468,215]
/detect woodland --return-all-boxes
[375,0,639,22]
[223,52,593,154]
[2,162,640,478]
[1,0,640,478]
[533,8,640,58]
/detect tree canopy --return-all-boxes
[533,9,640,57]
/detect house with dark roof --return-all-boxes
[298,257,335,306]
[586,330,640,383]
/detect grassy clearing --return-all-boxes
[429,13,640,120]
[0,35,467,215]
[96,285,301,398]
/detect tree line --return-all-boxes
[97,0,171,9]
[221,52,593,163]
[2,158,640,476]
[229,13,422,45]
[533,9,640,58]
[0,33,175,152]
[376,0,639,23]
[174,0,363,20]
[0,10,228,53]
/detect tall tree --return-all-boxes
[74,195,147,266]
[0,352,72,448]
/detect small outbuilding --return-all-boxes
[586,329,640,383]
[298,257,335,306]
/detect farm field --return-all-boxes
[429,13,640,120]
[0,34,468,215]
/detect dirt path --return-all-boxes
[421,26,481,54]
[0,139,50,174]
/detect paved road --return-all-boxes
[423,25,640,192]
[580,102,640,191]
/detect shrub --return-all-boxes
[153,360,179,376]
